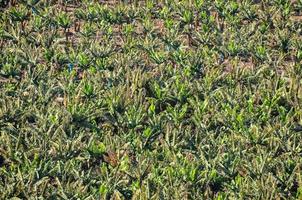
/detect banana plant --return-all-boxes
[89,41,114,59]
[56,12,72,41]
[180,8,194,46]
[77,52,91,69]
[147,48,166,65]
[124,104,145,129]
[80,23,97,38]
[8,4,29,23]
[227,40,240,56]
[8,4,29,32]
[159,5,171,20]
[87,3,101,22]
[83,81,94,98]
[241,1,258,21]
[161,28,181,50]
[141,15,153,34]
[194,0,205,30]
[166,103,188,125]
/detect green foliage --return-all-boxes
[0,1,302,199]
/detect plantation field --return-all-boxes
[1,0,302,199]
